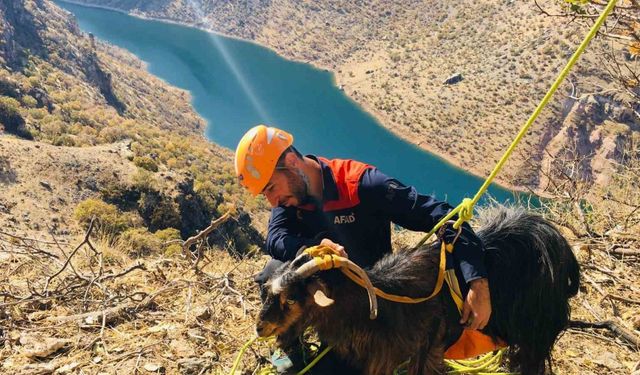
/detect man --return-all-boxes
[235,125,491,370]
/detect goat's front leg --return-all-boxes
[407,340,445,375]
[408,319,447,375]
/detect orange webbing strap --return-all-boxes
[303,243,449,304]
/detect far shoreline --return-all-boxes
[56,0,533,197]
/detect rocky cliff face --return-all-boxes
[0,1,48,69]
[541,93,639,190]
[81,48,126,113]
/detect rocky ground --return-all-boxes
[0,136,136,240]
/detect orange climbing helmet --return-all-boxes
[234,125,294,195]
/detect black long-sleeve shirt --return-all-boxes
[266,155,486,284]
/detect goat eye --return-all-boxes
[285,299,296,305]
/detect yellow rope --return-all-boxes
[296,345,333,374]
[233,3,619,373]
[230,336,332,375]
[306,244,450,303]
[229,335,258,374]
[445,349,516,374]
[390,349,514,374]
[415,0,619,249]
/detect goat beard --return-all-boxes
[275,321,308,349]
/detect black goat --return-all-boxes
[256,206,580,375]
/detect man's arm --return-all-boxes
[358,168,488,282]
[266,206,317,261]
[358,168,491,329]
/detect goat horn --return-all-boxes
[343,259,378,320]
[294,258,322,279]
[294,250,339,278]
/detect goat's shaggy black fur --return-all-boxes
[257,206,580,375]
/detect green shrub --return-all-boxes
[154,228,183,257]
[0,95,20,113]
[27,107,47,120]
[98,126,128,142]
[193,180,221,212]
[231,227,251,255]
[133,156,159,172]
[21,95,38,108]
[0,96,26,135]
[53,134,76,146]
[100,182,141,211]
[154,227,181,242]
[138,191,181,232]
[132,168,158,192]
[120,228,161,256]
[73,198,132,235]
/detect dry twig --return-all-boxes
[182,211,232,272]
[569,319,640,348]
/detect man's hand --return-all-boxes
[460,278,491,330]
[320,238,347,258]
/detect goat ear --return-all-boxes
[307,281,334,307]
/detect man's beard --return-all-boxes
[286,168,314,206]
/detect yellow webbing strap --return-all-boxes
[444,269,465,314]
[415,0,619,249]
[305,244,450,303]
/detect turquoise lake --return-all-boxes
[57,1,516,204]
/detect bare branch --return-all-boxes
[569,320,640,348]
[42,218,97,295]
[182,211,232,251]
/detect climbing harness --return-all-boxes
[304,244,507,361]
[230,0,619,373]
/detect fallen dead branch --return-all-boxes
[602,293,640,305]
[181,211,232,272]
[0,229,62,259]
[569,320,640,348]
[182,211,232,250]
[608,248,640,257]
[43,218,98,295]
[46,301,136,323]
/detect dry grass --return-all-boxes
[0,223,268,374]
[1,206,638,374]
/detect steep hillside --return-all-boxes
[65,0,639,193]
[0,136,136,237]
[0,0,265,245]
[0,1,638,374]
